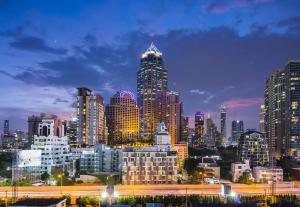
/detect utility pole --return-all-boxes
[185,187,188,207]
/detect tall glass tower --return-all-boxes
[220,105,227,146]
[137,43,168,141]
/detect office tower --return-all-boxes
[137,43,168,141]
[77,87,92,146]
[231,120,244,144]
[88,95,106,145]
[220,105,227,145]
[181,116,189,142]
[238,130,269,167]
[77,87,106,146]
[3,120,9,136]
[155,90,183,145]
[66,118,78,147]
[264,61,300,158]
[106,91,140,145]
[259,105,266,134]
[206,115,222,147]
[194,112,204,146]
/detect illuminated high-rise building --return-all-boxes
[265,61,300,158]
[181,116,189,143]
[106,91,140,145]
[155,90,183,145]
[77,87,92,145]
[231,120,244,144]
[77,87,106,146]
[206,115,221,147]
[220,105,227,146]
[137,43,168,141]
[259,105,266,134]
[194,112,204,145]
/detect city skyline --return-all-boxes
[0,0,300,133]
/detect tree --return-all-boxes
[277,156,299,181]
[183,158,201,176]
[238,171,253,185]
[191,168,205,184]
[41,172,50,181]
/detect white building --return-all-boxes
[79,144,122,174]
[122,148,178,185]
[231,159,251,182]
[252,166,283,183]
[155,122,171,152]
[16,150,42,181]
[31,119,72,175]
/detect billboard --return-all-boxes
[17,150,42,167]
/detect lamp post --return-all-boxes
[57,173,64,195]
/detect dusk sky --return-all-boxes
[0,0,300,133]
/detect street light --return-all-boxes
[57,173,64,195]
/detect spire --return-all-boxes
[142,42,162,58]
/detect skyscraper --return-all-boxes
[194,112,204,146]
[155,90,183,145]
[259,104,266,134]
[77,87,92,146]
[106,91,140,145]
[220,105,227,146]
[3,120,9,136]
[77,87,106,146]
[206,115,222,147]
[137,43,168,141]
[264,61,300,158]
[181,116,189,143]
[231,120,244,144]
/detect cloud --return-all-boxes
[53,98,69,104]
[204,0,273,14]
[10,36,67,55]
[190,89,206,95]
[223,97,264,109]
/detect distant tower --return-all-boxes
[194,112,205,146]
[137,43,168,141]
[259,104,265,134]
[231,120,244,144]
[220,105,227,145]
[3,120,9,136]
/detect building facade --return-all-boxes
[231,120,244,144]
[194,112,205,146]
[106,91,140,145]
[252,166,283,183]
[231,159,251,182]
[238,130,269,167]
[137,43,168,141]
[220,105,227,146]
[122,148,177,185]
[264,61,300,158]
[259,105,266,134]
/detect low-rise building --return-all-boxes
[122,148,178,185]
[9,198,66,207]
[252,166,283,183]
[31,119,73,175]
[172,142,188,169]
[16,150,42,181]
[231,159,251,182]
[198,157,220,180]
[79,144,122,174]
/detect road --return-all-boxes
[0,183,299,198]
